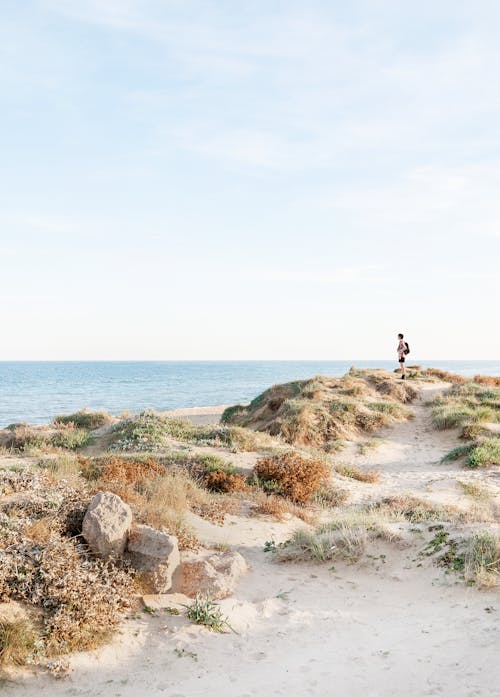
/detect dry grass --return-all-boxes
[334,464,381,484]
[251,490,318,524]
[254,452,330,504]
[464,531,500,589]
[373,495,463,523]
[277,522,367,563]
[0,617,38,668]
[457,480,493,502]
[222,371,415,447]
[39,454,82,484]
[357,439,384,455]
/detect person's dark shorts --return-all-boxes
[399,356,405,363]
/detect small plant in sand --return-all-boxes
[457,480,492,502]
[334,464,381,484]
[357,439,384,455]
[253,452,330,504]
[184,595,233,633]
[464,531,500,589]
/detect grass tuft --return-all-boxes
[184,595,232,632]
[334,464,381,484]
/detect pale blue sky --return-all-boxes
[1,1,499,359]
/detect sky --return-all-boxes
[1,0,499,360]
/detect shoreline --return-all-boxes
[160,404,228,425]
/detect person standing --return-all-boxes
[397,333,409,379]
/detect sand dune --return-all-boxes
[4,382,499,697]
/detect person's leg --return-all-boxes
[400,360,406,379]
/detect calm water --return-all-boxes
[0,360,499,427]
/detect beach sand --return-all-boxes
[4,382,499,697]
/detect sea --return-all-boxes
[0,360,499,428]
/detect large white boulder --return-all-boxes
[82,492,132,557]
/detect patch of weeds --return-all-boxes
[357,439,384,455]
[419,529,465,574]
[174,648,198,661]
[457,480,492,502]
[163,607,180,616]
[184,595,233,633]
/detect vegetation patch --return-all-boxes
[432,382,500,434]
[334,464,381,484]
[53,409,112,430]
[442,437,500,468]
[184,595,233,633]
[253,452,330,504]
[464,531,500,589]
[373,495,462,523]
[222,370,415,447]
[110,410,271,453]
[0,470,136,661]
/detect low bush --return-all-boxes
[442,437,500,468]
[473,375,500,387]
[53,409,112,430]
[253,452,330,504]
[51,429,92,451]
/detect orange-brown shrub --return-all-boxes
[473,375,500,387]
[202,469,248,493]
[81,456,165,486]
[423,369,467,384]
[253,452,330,503]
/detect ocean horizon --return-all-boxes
[1,359,499,427]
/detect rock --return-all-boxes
[180,550,247,599]
[127,525,180,593]
[82,492,132,557]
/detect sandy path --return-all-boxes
[340,383,500,507]
[4,382,500,697]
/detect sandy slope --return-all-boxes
[4,383,500,697]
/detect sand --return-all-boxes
[4,382,499,697]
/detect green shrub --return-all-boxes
[51,429,93,451]
[467,438,500,468]
[54,409,111,430]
